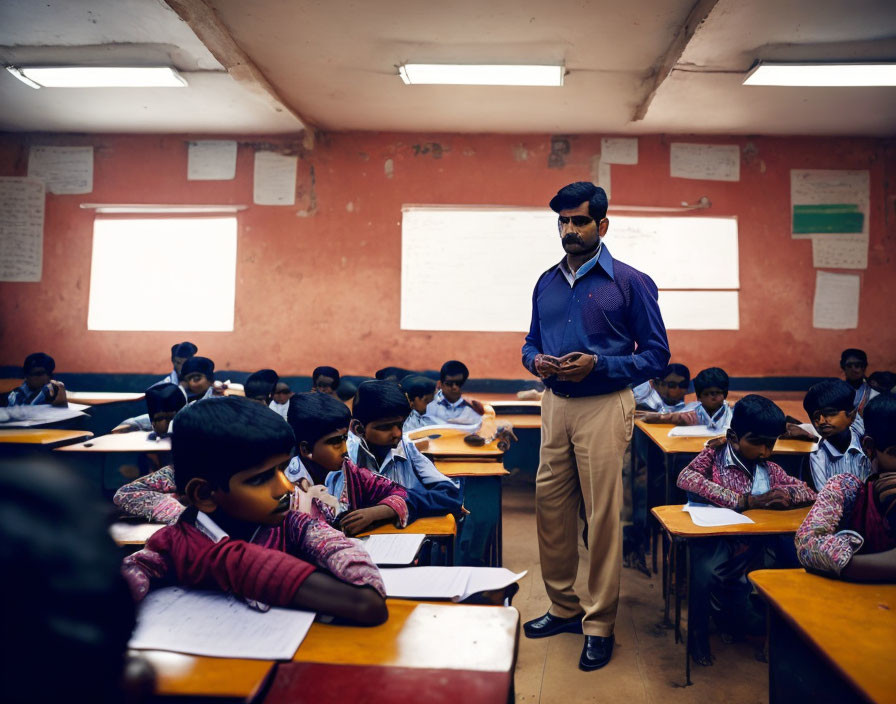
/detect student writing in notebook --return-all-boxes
[121,397,387,625]
[638,366,732,430]
[7,352,67,407]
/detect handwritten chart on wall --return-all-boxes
[401,207,739,332]
[0,178,45,282]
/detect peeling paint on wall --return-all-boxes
[548,136,570,169]
[513,144,529,161]
[384,158,394,179]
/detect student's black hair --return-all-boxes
[312,366,340,385]
[170,341,198,361]
[287,391,352,447]
[180,356,215,381]
[0,459,137,704]
[802,379,856,417]
[23,352,54,375]
[868,371,896,393]
[548,181,609,221]
[244,369,279,401]
[730,394,786,439]
[440,360,470,383]
[660,363,691,383]
[863,393,896,452]
[693,367,729,395]
[336,379,359,402]
[840,348,868,367]
[375,366,414,382]
[352,380,411,426]
[172,397,295,493]
[401,374,437,401]
[145,382,187,417]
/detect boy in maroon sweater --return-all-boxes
[122,396,387,626]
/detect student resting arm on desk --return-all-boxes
[7,352,67,407]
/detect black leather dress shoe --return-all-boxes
[523,612,584,639]
[579,634,614,671]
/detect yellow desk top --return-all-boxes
[0,428,93,447]
[109,522,167,546]
[435,459,510,478]
[359,513,456,538]
[136,650,274,700]
[495,413,541,429]
[415,426,505,458]
[55,431,171,453]
[635,420,816,456]
[750,568,896,704]
[651,504,810,538]
[66,391,145,405]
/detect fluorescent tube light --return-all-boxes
[744,62,896,87]
[399,64,564,86]
[6,66,187,88]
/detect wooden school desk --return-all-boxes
[750,568,896,704]
[54,431,171,453]
[410,427,505,459]
[0,428,93,449]
[136,650,275,702]
[651,505,811,686]
[66,391,146,405]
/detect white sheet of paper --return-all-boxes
[129,587,315,660]
[811,233,867,270]
[253,151,297,205]
[797,423,820,439]
[0,177,44,282]
[0,405,87,427]
[667,424,724,438]
[813,270,860,329]
[683,503,754,527]
[362,534,426,565]
[379,566,526,601]
[188,140,237,180]
[670,143,740,182]
[27,146,93,194]
[108,522,166,544]
[601,137,638,165]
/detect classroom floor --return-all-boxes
[502,479,769,704]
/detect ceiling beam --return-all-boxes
[631,0,721,122]
[163,0,315,145]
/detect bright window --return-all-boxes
[87,217,237,331]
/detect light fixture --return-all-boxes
[399,64,564,86]
[743,61,896,87]
[6,66,187,89]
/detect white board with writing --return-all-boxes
[188,140,237,180]
[670,143,740,182]
[27,145,93,194]
[0,178,45,282]
[253,151,297,205]
[813,270,860,329]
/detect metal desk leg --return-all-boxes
[685,541,693,687]
[674,539,683,645]
[496,477,503,567]
[664,454,673,505]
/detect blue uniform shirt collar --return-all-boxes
[557,242,614,286]
[434,389,470,411]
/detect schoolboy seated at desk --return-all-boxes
[426,360,485,428]
[312,366,340,396]
[157,341,197,387]
[676,394,816,665]
[638,366,732,431]
[349,380,464,519]
[400,374,439,433]
[7,352,67,407]
[803,379,870,491]
[179,356,223,401]
[121,397,388,625]
[840,347,875,411]
[112,382,187,436]
[868,370,896,396]
[270,380,293,419]
[243,369,279,406]
[796,393,896,582]
[632,363,694,413]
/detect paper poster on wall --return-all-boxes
[597,158,612,199]
[600,138,638,165]
[253,151,297,205]
[813,270,860,330]
[670,143,740,182]
[0,178,44,282]
[27,145,93,194]
[811,234,867,270]
[188,140,237,180]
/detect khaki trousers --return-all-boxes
[535,387,634,637]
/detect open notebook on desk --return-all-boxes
[361,534,426,565]
[380,567,526,602]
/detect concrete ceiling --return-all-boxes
[0,0,894,136]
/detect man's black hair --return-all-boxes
[803,379,855,417]
[180,356,215,381]
[375,366,414,382]
[23,352,54,375]
[170,341,198,361]
[145,382,187,418]
[868,371,896,393]
[863,393,896,452]
[172,397,295,493]
[401,374,437,401]
[548,181,609,221]
[440,360,470,383]
[244,369,279,401]
[730,394,786,439]
[312,366,340,385]
[694,367,729,395]
[352,380,411,426]
[840,348,868,367]
[0,459,136,703]
[660,363,691,383]
[287,391,351,447]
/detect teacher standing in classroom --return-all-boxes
[521,181,670,671]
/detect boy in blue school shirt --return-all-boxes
[8,352,67,406]
[426,360,484,428]
[349,380,463,518]
[632,363,694,412]
[840,348,875,410]
[312,366,340,396]
[400,374,440,432]
[803,378,870,491]
[157,341,197,387]
[179,356,219,401]
[639,366,732,431]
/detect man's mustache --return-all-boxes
[562,234,583,245]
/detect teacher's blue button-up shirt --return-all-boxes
[521,245,670,398]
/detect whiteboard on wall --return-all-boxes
[400,206,739,332]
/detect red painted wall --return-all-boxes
[1,132,894,379]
